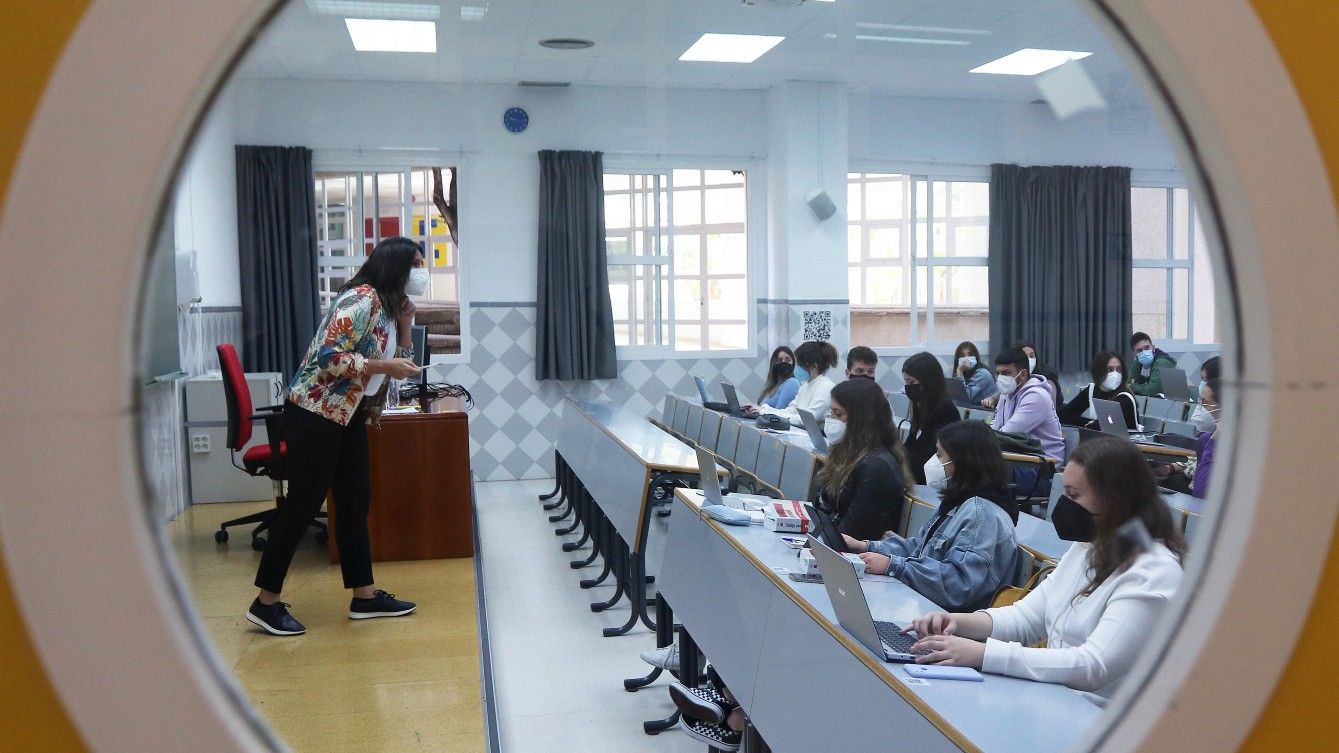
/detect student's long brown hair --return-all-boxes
[819,378,911,500]
[1068,437,1186,597]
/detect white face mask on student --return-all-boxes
[1189,405,1219,433]
[405,267,430,297]
[1027,356,1037,373]
[924,455,953,490]
[1101,371,1123,391]
[824,416,846,444]
[996,373,1019,397]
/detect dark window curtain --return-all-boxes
[235,145,320,380]
[988,164,1132,374]
[535,150,617,380]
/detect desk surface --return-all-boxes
[671,487,1101,753]
[716,406,830,459]
[575,398,700,472]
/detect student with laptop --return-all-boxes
[993,348,1066,494]
[816,378,911,540]
[901,352,961,484]
[952,341,998,405]
[907,437,1185,700]
[1129,331,1178,397]
[744,340,838,428]
[757,345,800,409]
[1060,351,1140,430]
[845,345,878,380]
[843,421,1019,611]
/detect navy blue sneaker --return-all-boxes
[349,590,417,620]
[246,599,306,636]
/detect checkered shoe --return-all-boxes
[669,682,734,725]
[678,716,741,752]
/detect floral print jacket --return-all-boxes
[286,285,412,426]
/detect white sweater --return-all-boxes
[758,373,835,427]
[979,541,1182,700]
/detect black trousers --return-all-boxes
[254,401,375,594]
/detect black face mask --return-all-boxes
[772,362,794,380]
[1051,495,1097,542]
[904,383,924,403]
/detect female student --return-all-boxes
[757,345,799,408]
[745,340,838,427]
[907,436,1185,700]
[816,378,911,540]
[843,421,1019,611]
[952,341,997,404]
[1060,351,1140,430]
[246,237,425,637]
[901,352,962,484]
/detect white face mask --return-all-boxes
[824,416,846,445]
[1027,356,1037,373]
[405,267,430,297]
[996,373,1019,397]
[1190,405,1218,433]
[1101,371,1123,391]
[924,455,952,490]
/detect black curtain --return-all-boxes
[535,150,617,380]
[235,145,320,379]
[988,164,1132,374]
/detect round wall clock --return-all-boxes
[503,106,529,133]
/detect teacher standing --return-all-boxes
[246,236,426,636]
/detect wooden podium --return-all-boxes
[326,394,473,562]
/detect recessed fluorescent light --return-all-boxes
[344,19,437,53]
[856,22,990,36]
[855,35,971,46]
[970,48,1092,76]
[679,33,784,64]
[307,0,440,20]
[460,4,487,22]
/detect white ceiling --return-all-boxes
[238,0,1143,103]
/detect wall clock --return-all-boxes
[503,106,529,133]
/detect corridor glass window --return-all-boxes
[1130,186,1218,347]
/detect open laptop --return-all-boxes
[1159,367,1192,400]
[694,375,729,412]
[809,536,928,662]
[720,381,749,418]
[797,408,828,453]
[696,447,770,511]
[1091,397,1130,438]
[945,376,971,405]
[802,502,846,553]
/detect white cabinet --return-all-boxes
[183,372,284,504]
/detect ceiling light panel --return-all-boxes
[679,33,785,64]
[345,19,437,52]
[307,0,441,20]
[970,48,1092,76]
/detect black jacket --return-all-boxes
[822,447,907,541]
[904,400,962,484]
[1060,384,1139,430]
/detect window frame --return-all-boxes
[1130,182,1221,351]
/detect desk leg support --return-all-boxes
[625,596,674,691]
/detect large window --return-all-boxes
[604,168,750,352]
[313,167,458,309]
[1131,186,1218,346]
[847,173,990,349]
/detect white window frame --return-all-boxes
[1131,183,1221,351]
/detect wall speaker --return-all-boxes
[806,189,837,221]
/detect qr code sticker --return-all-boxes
[802,310,832,341]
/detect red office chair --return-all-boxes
[213,344,328,550]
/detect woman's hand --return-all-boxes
[397,297,417,329]
[908,611,957,638]
[841,534,868,553]
[742,404,760,416]
[857,552,891,575]
[912,634,985,668]
[375,357,421,379]
[980,395,998,409]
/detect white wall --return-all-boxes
[174,82,240,307]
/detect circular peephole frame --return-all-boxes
[0,2,1335,753]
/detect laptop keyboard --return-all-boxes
[875,621,929,657]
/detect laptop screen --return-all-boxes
[797,408,827,453]
[693,375,711,404]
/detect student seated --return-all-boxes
[993,349,1066,496]
[1161,376,1221,496]
[757,345,800,409]
[907,436,1185,701]
[843,421,1019,611]
[845,345,878,380]
[815,378,910,540]
[1198,355,1220,396]
[901,352,961,484]
[1129,331,1177,397]
[1060,350,1139,430]
[744,340,838,427]
[952,341,997,405]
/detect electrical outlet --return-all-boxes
[191,434,211,453]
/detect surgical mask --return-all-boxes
[924,456,952,490]
[824,416,846,444]
[772,362,794,380]
[1051,495,1096,542]
[1136,349,1155,367]
[996,373,1019,396]
[1101,371,1123,392]
[1027,356,1037,373]
[904,383,924,403]
[793,364,811,383]
[1198,380,1208,396]
[1190,405,1218,433]
[405,267,430,297]
[958,356,976,369]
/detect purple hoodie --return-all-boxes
[995,374,1067,461]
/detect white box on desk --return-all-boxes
[762,501,811,533]
[797,547,866,576]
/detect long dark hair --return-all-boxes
[935,421,1015,522]
[953,341,987,379]
[902,352,949,434]
[820,378,910,499]
[1089,350,1127,396]
[1068,437,1186,597]
[341,236,422,319]
[759,345,796,402]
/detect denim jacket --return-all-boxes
[865,495,1019,612]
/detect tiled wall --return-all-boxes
[140,378,187,522]
[179,306,243,376]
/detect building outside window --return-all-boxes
[1131,185,1218,347]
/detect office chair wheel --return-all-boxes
[214,530,228,544]
[251,536,267,552]
[313,530,328,545]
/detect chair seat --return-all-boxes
[242,442,287,474]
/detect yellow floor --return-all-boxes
[168,500,486,753]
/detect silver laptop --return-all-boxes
[945,376,970,405]
[1159,366,1191,400]
[720,381,748,418]
[797,408,828,453]
[809,536,928,662]
[695,447,741,509]
[1091,397,1130,438]
[693,375,713,404]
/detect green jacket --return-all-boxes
[1129,350,1177,397]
